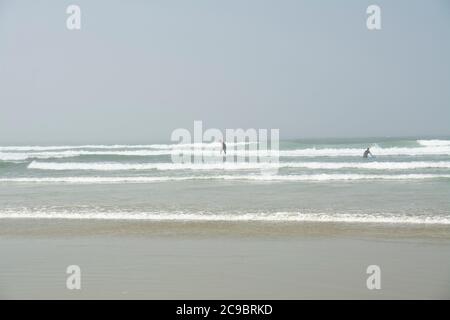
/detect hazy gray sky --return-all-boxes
[0,0,449,144]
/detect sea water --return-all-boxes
[1,137,449,225]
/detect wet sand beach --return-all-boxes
[1,219,449,299]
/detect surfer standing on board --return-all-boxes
[363,147,373,158]
[220,140,227,155]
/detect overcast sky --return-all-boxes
[0,0,449,144]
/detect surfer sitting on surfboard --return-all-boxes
[363,147,373,158]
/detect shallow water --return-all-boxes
[1,137,449,224]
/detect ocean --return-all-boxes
[1,137,450,225]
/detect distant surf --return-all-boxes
[0,209,448,225]
[2,138,450,226]
[417,139,450,147]
[27,160,450,171]
[1,173,450,184]
[2,144,450,161]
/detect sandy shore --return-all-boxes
[0,219,449,299]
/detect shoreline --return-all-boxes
[1,218,449,299]
[1,218,450,240]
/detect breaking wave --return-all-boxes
[0,142,254,152]
[27,160,450,171]
[0,209,448,225]
[1,174,450,184]
[417,139,450,147]
[2,145,450,161]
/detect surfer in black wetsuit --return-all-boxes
[363,147,372,158]
[221,140,227,155]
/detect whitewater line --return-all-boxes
[0,210,449,225]
[27,160,450,171]
[1,174,450,184]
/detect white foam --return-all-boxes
[0,210,448,225]
[27,161,279,171]
[1,174,449,184]
[0,176,196,183]
[0,145,154,151]
[0,142,254,152]
[0,149,254,160]
[3,145,450,161]
[279,146,450,157]
[223,174,450,181]
[281,161,450,170]
[27,160,450,171]
[0,150,170,161]
[417,140,450,147]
